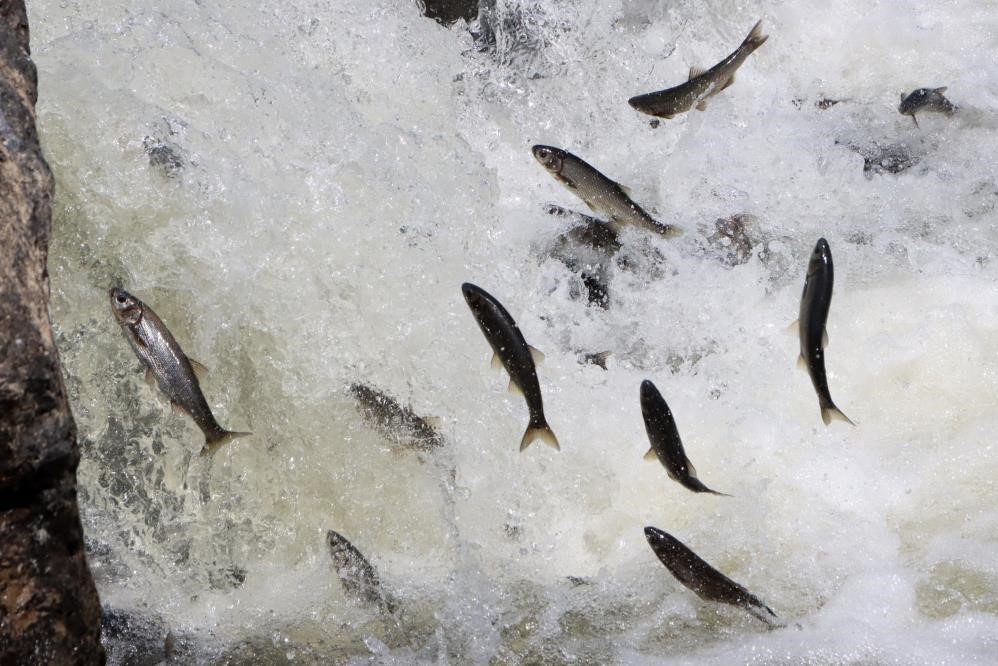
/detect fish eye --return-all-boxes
[115,294,126,304]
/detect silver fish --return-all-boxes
[629,20,768,119]
[461,282,559,451]
[348,382,444,452]
[326,530,396,614]
[644,526,779,626]
[109,288,250,455]
[532,145,680,237]
[898,87,956,128]
[797,239,853,425]
[640,380,728,496]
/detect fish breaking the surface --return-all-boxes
[640,380,728,495]
[326,530,397,615]
[644,526,779,626]
[461,282,559,451]
[898,87,956,127]
[628,20,768,119]
[109,288,250,455]
[532,145,680,237]
[348,382,444,452]
[797,239,853,425]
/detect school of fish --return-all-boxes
[101,14,963,641]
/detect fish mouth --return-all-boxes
[531,144,561,171]
[460,282,480,304]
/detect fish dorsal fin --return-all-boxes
[797,354,806,369]
[491,352,503,370]
[719,74,735,92]
[688,65,707,80]
[644,448,658,462]
[822,329,829,348]
[187,357,209,381]
[787,319,799,334]
[528,345,545,365]
[934,86,948,94]
[508,378,524,396]
[144,367,156,387]
[618,183,633,196]
[900,92,906,103]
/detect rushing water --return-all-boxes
[29,0,998,663]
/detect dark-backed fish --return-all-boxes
[461,282,559,451]
[348,383,443,452]
[640,380,728,495]
[898,87,956,127]
[797,239,853,425]
[326,530,396,614]
[532,145,680,237]
[629,20,768,119]
[109,288,250,455]
[644,526,778,626]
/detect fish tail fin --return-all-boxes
[821,404,855,426]
[521,420,560,451]
[201,429,252,457]
[742,19,768,52]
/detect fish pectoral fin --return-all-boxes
[169,400,185,415]
[528,345,545,365]
[688,65,707,80]
[490,352,503,370]
[643,448,658,462]
[423,416,443,429]
[695,100,708,111]
[144,367,157,386]
[187,357,210,380]
[911,115,919,128]
[718,74,735,92]
[508,379,524,396]
[685,459,698,478]
[617,182,633,196]
[787,319,799,334]
[822,329,829,348]
[796,354,806,369]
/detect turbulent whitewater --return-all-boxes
[29,0,998,663]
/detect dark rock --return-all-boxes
[419,0,479,26]
[142,136,185,178]
[0,1,104,662]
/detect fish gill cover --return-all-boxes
[28,0,998,663]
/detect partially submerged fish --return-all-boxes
[532,145,680,237]
[326,530,396,614]
[898,87,956,127]
[109,288,250,455]
[461,282,559,451]
[644,526,779,626]
[629,20,768,119]
[640,380,728,496]
[348,383,444,452]
[797,239,853,425]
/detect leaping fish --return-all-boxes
[796,239,853,425]
[532,145,680,237]
[629,20,768,119]
[640,380,729,496]
[462,282,559,451]
[109,288,250,456]
[644,526,779,626]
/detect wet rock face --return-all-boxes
[0,1,104,663]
